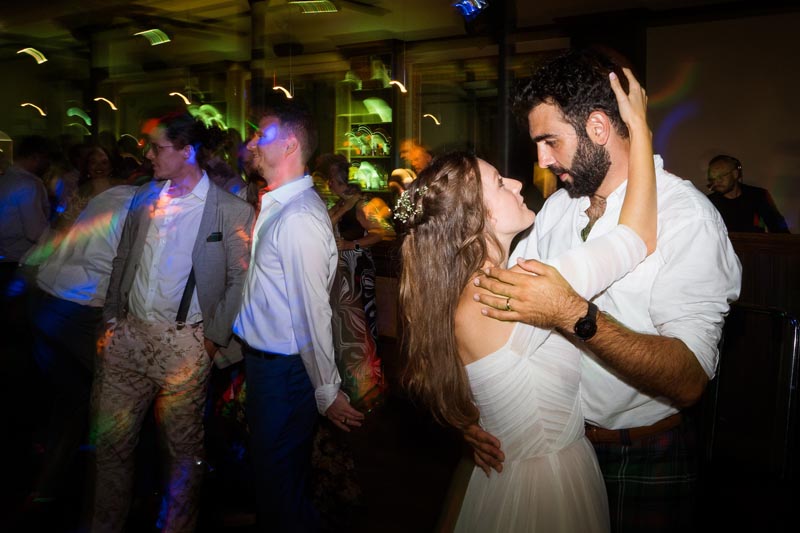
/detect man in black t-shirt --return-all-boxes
[707,154,789,233]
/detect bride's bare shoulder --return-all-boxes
[455,274,515,365]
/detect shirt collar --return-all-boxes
[162,171,210,201]
[605,154,664,206]
[262,175,312,206]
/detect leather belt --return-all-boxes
[585,413,683,445]
[241,342,295,360]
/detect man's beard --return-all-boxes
[550,134,611,198]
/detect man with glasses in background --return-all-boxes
[707,154,790,233]
[91,112,253,533]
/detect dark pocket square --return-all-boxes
[207,232,223,242]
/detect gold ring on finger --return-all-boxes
[505,297,512,312]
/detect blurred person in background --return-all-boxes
[399,138,433,175]
[47,142,90,222]
[0,135,54,343]
[22,184,137,529]
[318,153,393,409]
[312,153,395,528]
[1,135,52,280]
[707,154,789,233]
[116,135,144,183]
[57,145,123,230]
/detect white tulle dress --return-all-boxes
[454,225,646,533]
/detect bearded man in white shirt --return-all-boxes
[92,113,254,533]
[232,100,363,532]
[469,49,742,532]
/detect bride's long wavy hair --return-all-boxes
[399,151,503,429]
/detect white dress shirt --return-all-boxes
[36,185,137,307]
[512,156,742,429]
[128,175,208,324]
[233,175,341,414]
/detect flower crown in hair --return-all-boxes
[393,186,428,223]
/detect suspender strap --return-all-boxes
[176,268,196,328]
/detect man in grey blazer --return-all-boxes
[91,113,254,533]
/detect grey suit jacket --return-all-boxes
[103,178,254,367]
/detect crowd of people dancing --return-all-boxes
[0,48,743,533]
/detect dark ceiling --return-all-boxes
[1,0,783,75]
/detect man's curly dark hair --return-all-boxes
[511,48,630,140]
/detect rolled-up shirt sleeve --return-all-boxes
[278,210,341,414]
[650,216,742,378]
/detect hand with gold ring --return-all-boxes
[472,258,586,331]
[325,390,364,432]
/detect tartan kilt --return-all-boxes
[591,419,698,533]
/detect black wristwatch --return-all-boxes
[573,301,598,341]
[353,241,362,252]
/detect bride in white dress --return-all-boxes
[397,69,653,532]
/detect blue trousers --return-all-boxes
[29,290,101,496]
[245,352,320,532]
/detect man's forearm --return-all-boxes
[571,309,708,407]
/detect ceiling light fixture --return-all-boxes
[423,113,441,125]
[21,102,47,116]
[169,92,192,105]
[273,69,293,98]
[390,16,409,95]
[67,122,92,135]
[289,1,338,14]
[17,47,47,64]
[273,85,293,99]
[67,107,92,126]
[134,29,171,46]
[272,44,294,100]
[94,97,118,110]
[389,80,407,93]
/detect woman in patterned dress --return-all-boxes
[318,153,394,408]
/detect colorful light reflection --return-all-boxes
[654,100,700,156]
[649,61,698,110]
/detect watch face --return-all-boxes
[575,317,597,340]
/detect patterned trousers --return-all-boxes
[89,315,212,533]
